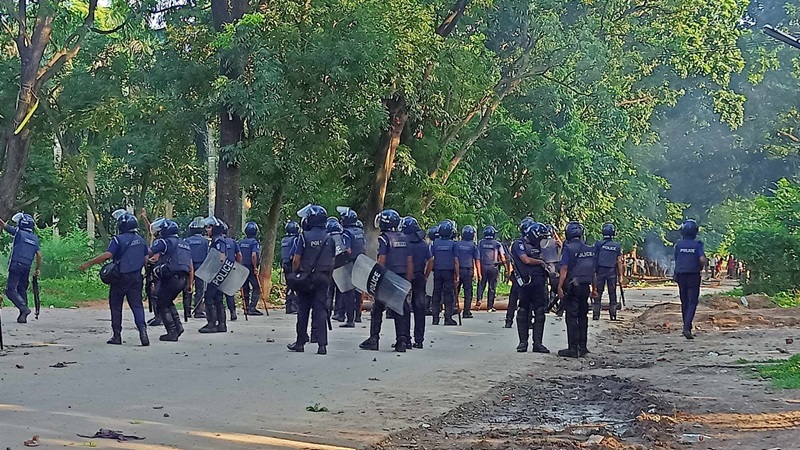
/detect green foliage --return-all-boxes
[38,277,109,308]
[757,354,800,389]
[773,291,800,308]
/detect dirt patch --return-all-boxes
[700,294,775,310]
[635,302,800,331]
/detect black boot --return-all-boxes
[139,327,150,346]
[532,314,550,353]
[359,336,379,351]
[287,341,305,352]
[216,303,227,332]
[462,310,473,319]
[17,306,31,323]
[248,308,264,316]
[159,311,180,342]
[557,317,580,358]
[317,345,327,355]
[578,316,590,356]
[198,304,218,333]
[516,308,530,352]
[148,314,163,326]
[170,306,184,337]
[107,330,122,345]
[432,315,440,325]
[394,338,406,353]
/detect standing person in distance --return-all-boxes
[287,205,334,355]
[424,226,439,316]
[281,221,300,314]
[148,219,193,341]
[505,217,534,328]
[0,213,41,324]
[359,209,413,352]
[402,216,431,348]
[80,211,149,346]
[339,208,365,328]
[514,223,550,353]
[185,217,209,318]
[222,224,242,321]
[477,226,507,313]
[674,219,707,340]
[557,222,597,358]
[427,220,459,326]
[456,225,481,318]
[327,216,351,323]
[198,216,229,334]
[240,222,263,315]
[593,223,623,321]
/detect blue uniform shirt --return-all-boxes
[456,241,479,270]
[239,237,261,267]
[211,236,228,258]
[107,233,148,274]
[224,237,239,262]
[674,238,705,274]
[432,239,458,271]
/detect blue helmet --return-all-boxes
[17,213,34,232]
[483,226,496,239]
[438,220,455,239]
[337,207,358,227]
[189,216,206,235]
[427,226,439,241]
[680,219,699,238]
[117,213,138,233]
[375,209,401,232]
[462,225,475,241]
[245,221,259,237]
[401,216,421,234]
[602,223,616,238]
[519,216,535,234]
[163,220,180,237]
[565,221,584,240]
[525,222,546,244]
[355,220,364,229]
[545,224,555,238]
[285,221,300,236]
[203,216,227,237]
[299,205,327,228]
[326,217,343,234]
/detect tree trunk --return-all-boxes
[259,185,283,304]
[207,121,217,216]
[365,96,408,257]
[86,153,96,239]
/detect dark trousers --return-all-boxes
[156,274,188,310]
[506,283,519,325]
[242,266,261,310]
[109,272,147,332]
[432,269,455,322]
[183,276,205,310]
[370,294,411,344]
[6,261,31,313]
[283,262,298,313]
[205,283,224,309]
[477,265,499,308]
[340,289,357,323]
[594,266,618,317]
[675,273,701,332]
[410,275,427,343]
[563,283,590,349]
[295,273,330,346]
[457,268,474,312]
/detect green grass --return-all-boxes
[719,287,744,297]
[773,291,800,308]
[756,354,800,389]
[36,277,109,308]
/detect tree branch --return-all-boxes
[541,73,593,97]
[436,0,470,37]
[35,0,96,87]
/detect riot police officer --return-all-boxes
[360,209,412,351]
[456,225,481,318]
[477,226,507,313]
[427,220,459,326]
[288,205,335,355]
[240,221,263,315]
[281,221,300,314]
[340,208,365,327]
[594,223,623,321]
[149,219,193,341]
[424,226,439,316]
[327,216,351,323]
[185,217,209,318]
[199,216,229,334]
[557,222,597,358]
[80,212,149,346]
[354,219,366,323]
[505,217,534,328]
[223,224,242,320]
[403,216,431,348]
[0,213,41,324]
[674,219,707,340]
[512,223,549,353]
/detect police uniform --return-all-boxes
[370,231,411,348]
[293,227,334,351]
[328,229,351,322]
[281,234,298,314]
[432,238,458,325]
[456,240,480,317]
[505,236,525,328]
[239,236,262,313]
[408,232,432,347]
[594,238,622,320]
[107,233,149,337]
[150,236,192,340]
[199,235,229,333]
[224,236,241,320]
[340,224,365,325]
[477,238,504,310]
[5,224,39,321]
[674,238,705,336]
[186,232,209,316]
[559,239,595,357]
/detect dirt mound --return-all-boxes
[636,302,800,331]
[700,294,775,310]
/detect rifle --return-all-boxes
[617,266,626,310]
[32,275,41,320]
[239,287,248,321]
[182,287,190,322]
[501,242,526,288]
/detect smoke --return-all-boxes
[643,233,673,277]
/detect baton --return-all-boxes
[32,275,41,320]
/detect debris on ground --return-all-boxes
[306,403,329,412]
[76,429,145,442]
[49,361,76,368]
[23,435,39,447]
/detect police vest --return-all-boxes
[564,240,595,284]
[10,229,39,266]
[114,233,147,274]
[186,234,209,265]
[595,239,621,269]
[163,237,192,274]
[528,243,548,278]
[433,239,457,271]
[345,226,366,257]
[329,232,349,269]
[456,241,477,270]
[239,237,260,267]
[300,227,334,272]
[510,239,533,280]
[381,231,409,275]
[407,235,429,275]
[224,237,238,262]
[280,236,296,264]
[674,239,704,274]
[479,239,502,266]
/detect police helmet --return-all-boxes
[680,219,699,238]
[203,216,227,237]
[285,221,300,236]
[602,223,616,238]
[438,220,455,239]
[117,213,138,233]
[163,220,180,237]
[245,221,259,237]
[17,214,34,232]
[300,205,327,228]
[462,225,476,241]
[565,221,584,240]
[337,207,358,227]
[189,216,206,235]
[525,222,546,244]
[401,216,421,235]
[375,209,401,232]
[427,226,439,241]
[326,217,343,234]
[483,226,496,239]
[519,216,535,234]
[150,218,167,237]
[110,209,128,221]
[545,224,556,238]
[355,220,364,229]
